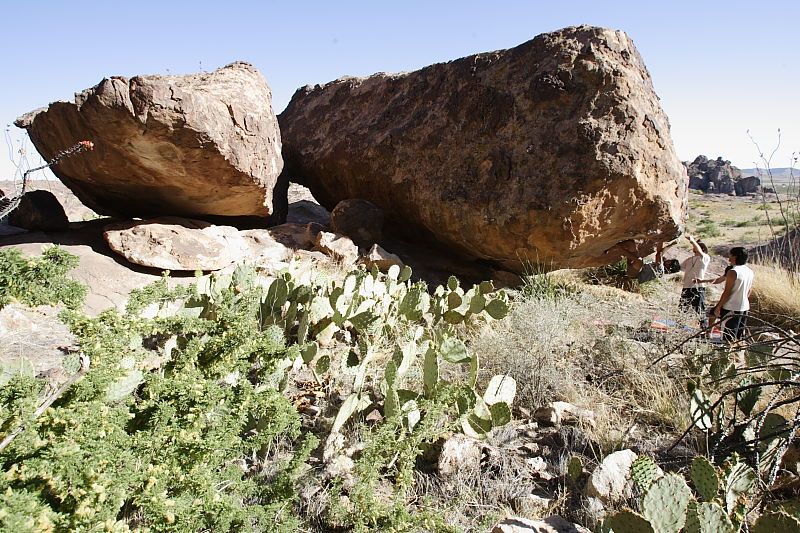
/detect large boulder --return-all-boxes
[15,62,283,219]
[279,26,686,272]
[8,190,69,231]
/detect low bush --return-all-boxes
[0,246,85,310]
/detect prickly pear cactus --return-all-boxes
[642,473,692,533]
[604,509,655,533]
[753,511,800,533]
[724,462,757,514]
[690,456,719,502]
[566,455,583,485]
[631,455,661,491]
[685,502,735,533]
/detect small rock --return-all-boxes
[324,455,355,489]
[534,402,596,428]
[8,190,69,231]
[516,494,556,516]
[361,243,404,272]
[585,449,638,503]
[304,222,326,247]
[491,515,591,533]
[330,198,383,248]
[438,434,482,477]
[519,443,541,456]
[584,497,607,522]
[314,231,360,265]
[365,409,384,424]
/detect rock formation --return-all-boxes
[16,62,283,220]
[103,217,302,271]
[279,25,686,272]
[686,155,760,196]
[8,190,69,231]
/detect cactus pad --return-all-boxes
[753,512,800,533]
[685,502,735,533]
[604,509,655,533]
[690,456,719,502]
[631,455,661,491]
[642,473,692,533]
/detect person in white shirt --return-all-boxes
[680,234,711,327]
[713,247,755,342]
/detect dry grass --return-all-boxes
[749,263,800,325]
[473,281,692,452]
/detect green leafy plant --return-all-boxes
[0,246,86,310]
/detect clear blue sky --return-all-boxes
[2,1,798,181]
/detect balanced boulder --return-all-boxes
[16,62,283,219]
[279,26,686,271]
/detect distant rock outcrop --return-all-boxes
[685,156,760,196]
[279,26,686,272]
[16,62,284,220]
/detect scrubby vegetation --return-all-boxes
[0,248,798,532]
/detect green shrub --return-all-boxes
[0,246,86,310]
[0,267,314,532]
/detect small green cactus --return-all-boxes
[631,455,661,491]
[423,346,439,397]
[690,456,719,502]
[566,455,583,485]
[485,298,510,319]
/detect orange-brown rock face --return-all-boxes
[279,26,687,271]
[16,62,283,219]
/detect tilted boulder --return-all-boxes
[16,62,283,219]
[279,26,686,272]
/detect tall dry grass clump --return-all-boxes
[749,262,800,325]
[472,280,692,451]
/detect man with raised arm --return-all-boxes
[680,234,711,327]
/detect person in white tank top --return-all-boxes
[713,247,754,341]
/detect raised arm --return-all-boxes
[685,234,703,256]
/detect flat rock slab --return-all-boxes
[16,62,282,219]
[104,217,250,271]
[280,25,686,272]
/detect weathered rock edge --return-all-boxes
[16,62,283,219]
[279,25,687,271]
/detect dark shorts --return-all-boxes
[680,288,706,314]
[720,308,748,341]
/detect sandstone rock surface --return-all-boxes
[104,218,249,271]
[16,62,283,219]
[361,244,403,272]
[280,25,686,272]
[330,199,384,248]
[103,217,316,271]
[585,449,638,503]
[8,190,69,231]
[314,231,359,265]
